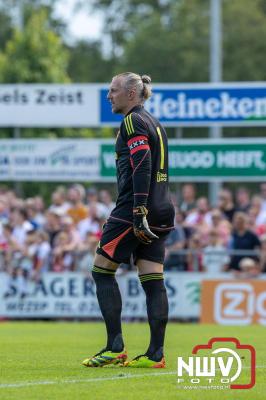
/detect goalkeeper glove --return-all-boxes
[133,206,159,245]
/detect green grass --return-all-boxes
[0,322,265,400]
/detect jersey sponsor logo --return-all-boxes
[157,171,168,182]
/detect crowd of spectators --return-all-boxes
[166,183,266,276]
[1,182,266,297]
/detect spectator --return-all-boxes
[44,210,62,247]
[25,198,44,229]
[99,189,115,217]
[259,234,266,272]
[259,183,266,212]
[218,188,236,222]
[4,230,37,298]
[0,223,22,271]
[236,187,251,212]
[52,231,75,272]
[209,209,231,246]
[67,184,87,224]
[164,208,187,271]
[228,212,261,271]
[248,206,266,237]
[186,233,203,271]
[60,216,80,252]
[185,197,212,228]
[78,203,102,240]
[10,208,34,245]
[49,187,70,216]
[86,187,109,219]
[250,195,266,226]
[33,196,46,227]
[33,231,51,281]
[76,232,99,275]
[235,257,261,279]
[0,197,9,225]
[179,184,196,214]
[202,229,229,275]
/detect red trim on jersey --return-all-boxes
[130,144,150,155]
[132,149,149,175]
[127,135,147,146]
[102,227,132,258]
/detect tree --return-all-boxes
[68,40,115,82]
[0,9,69,83]
[0,10,13,51]
[223,0,266,81]
[81,0,266,83]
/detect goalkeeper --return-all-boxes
[82,72,175,368]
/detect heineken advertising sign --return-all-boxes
[100,83,266,126]
[101,139,266,181]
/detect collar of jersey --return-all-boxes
[125,104,144,116]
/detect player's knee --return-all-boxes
[91,265,116,284]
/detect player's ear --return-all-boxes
[128,88,136,100]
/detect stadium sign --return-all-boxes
[0,84,100,127]
[101,139,266,181]
[1,138,266,182]
[0,139,101,182]
[1,83,266,127]
[201,281,266,325]
[100,82,266,126]
[1,138,266,181]
[0,272,201,319]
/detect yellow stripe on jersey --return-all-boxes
[124,116,131,135]
[124,114,134,135]
[129,114,134,134]
[156,127,165,170]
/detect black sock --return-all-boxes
[92,265,124,352]
[139,273,168,361]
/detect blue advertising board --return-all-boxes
[100,83,266,127]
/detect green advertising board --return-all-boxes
[101,140,266,181]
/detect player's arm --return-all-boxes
[123,112,158,244]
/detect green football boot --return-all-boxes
[123,354,166,368]
[82,349,127,367]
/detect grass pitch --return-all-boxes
[0,322,265,400]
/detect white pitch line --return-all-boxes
[0,365,265,390]
[0,371,176,389]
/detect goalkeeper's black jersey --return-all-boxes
[110,105,175,231]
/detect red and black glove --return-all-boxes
[133,206,159,245]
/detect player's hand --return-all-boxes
[133,206,159,244]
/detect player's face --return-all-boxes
[107,77,129,114]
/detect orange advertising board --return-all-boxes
[201,280,266,325]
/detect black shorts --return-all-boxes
[96,218,170,264]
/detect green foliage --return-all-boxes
[0,10,13,51]
[223,0,266,81]
[119,1,209,82]
[0,9,69,83]
[68,40,115,82]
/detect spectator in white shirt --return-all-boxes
[78,203,102,240]
[202,229,230,275]
[11,208,34,245]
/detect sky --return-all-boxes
[54,0,103,41]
